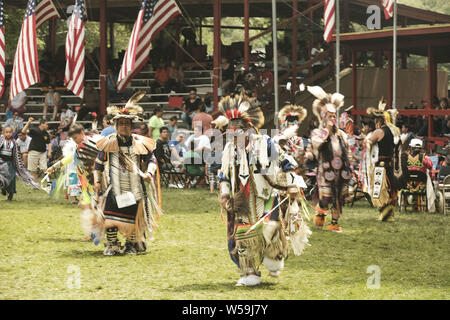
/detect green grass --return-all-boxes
[0,181,449,300]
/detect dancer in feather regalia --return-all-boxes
[1,125,40,200]
[274,104,312,256]
[217,93,310,286]
[365,100,407,221]
[307,86,351,233]
[94,92,162,256]
[44,123,104,244]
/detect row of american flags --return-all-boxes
[324,0,394,42]
[0,0,181,101]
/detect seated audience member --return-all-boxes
[169,131,187,168]
[4,112,24,138]
[154,127,173,171]
[16,131,32,168]
[181,88,201,129]
[438,156,450,183]
[100,114,116,136]
[44,84,61,121]
[78,82,100,120]
[6,90,27,120]
[192,103,213,134]
[185,126,211,156]
[153,62,170,93]
[58,102,74,133]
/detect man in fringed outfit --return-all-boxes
[216,93,306,286]
[308,86,351,232]
[94,92,162,256]
[274,104,312,256]
[1,126,40,200]
[366,102,407,221]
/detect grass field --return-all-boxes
[0,181,449,300]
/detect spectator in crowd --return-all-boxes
[181,88,201,129]
[6,90,27,120]
[100,114,116,136]
[57,102,74,133]
[16,131,32,168]
[148,106,165,141]
[311,42,324,76]
[154,127,180,187]
[256,63,274,104]
[400,123,414,145]
[277,50,289,76]
[185,125,211,162]
[153,62,170,93]
[192,103,213,134]
[106,67,119,101]
[167,60,185,92]
[438,98,449,135]
[4,111,24,138]
[167,116,178,139]
[221,56,236,94]
[43,84,61,121]
[21,118,51,182]
[438,155,450,182]
[39,52,56,84]
[139,123,149,137]
[78,82,100,120]
[169,131,186,168]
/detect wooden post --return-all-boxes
[213,0,221,111]
[352,50,357,110]
[48,19,56,60]
[291,0,298,93]
[244,0,249,71]
[388,50,393,107]
[175,17,182,65]
[99,0,108,116]
[109,22,114,60]
[427,45,436,138]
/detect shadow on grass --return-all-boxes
[39,237,83,243]
[60,249,106,258]
[166,282,278,292]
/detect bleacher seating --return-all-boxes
[0,68,214,130]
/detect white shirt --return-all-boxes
[11,91,27,109]
[311,47,322,67]
[185,134,211,151]
[60,109,74,125]
[16,136,32,153]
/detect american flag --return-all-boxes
[36,0,60,28]
[323,0,335,43]
[382,0,394,19]
[10,0,60,100]
[0,1,5,98]
[117,0,181,92]
[65,0,86,98]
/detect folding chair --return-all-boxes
[399,170,428,212]
[443,175,450,215]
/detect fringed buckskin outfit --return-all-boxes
[94,91,163,255]
[307,86,351,232]
[217,94,295,287]
[274,104,312,256]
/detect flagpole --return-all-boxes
[272,0,279,129]
[392,0,397,110]
[335,0,340,94]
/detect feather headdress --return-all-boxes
[107,91,146,122]
[307,85,344,123]
[278,104,307,124]
[218,93,264,129]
